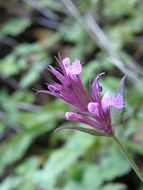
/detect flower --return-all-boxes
[38,55,125,136]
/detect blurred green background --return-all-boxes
[0,0,143,189]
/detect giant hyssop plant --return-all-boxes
[38,55,143,183]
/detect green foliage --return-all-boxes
[101,183,126,190]
[103,0,136,19]
[0,17,31,37]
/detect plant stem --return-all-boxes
[112,135,143,183]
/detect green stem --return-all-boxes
[112,135,143,183]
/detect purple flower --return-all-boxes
[38,55,125,136]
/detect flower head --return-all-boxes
[38,55,125,136]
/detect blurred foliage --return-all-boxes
[0,0,143,190]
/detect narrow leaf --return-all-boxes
[55,126,104,136]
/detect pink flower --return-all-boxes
[38,55,125,136]
[38,55,90,113]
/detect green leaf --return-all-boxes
[33,132,95,189]
[20,59,50,88]
[0,18,31,36]
[0,157,39,190]
[63,182,83,190]
[56,125,104,136]
[82,150,130,189]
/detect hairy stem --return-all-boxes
[112,135,143,183]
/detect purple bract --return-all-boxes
[38,55,125,136]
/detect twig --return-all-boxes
[31,16,61,29]
[0,37,17,47]
[0,73,20,90]
[17,102,41,112]
[22,0,59,20]
[61,0,141,84]
[120,51,143,76]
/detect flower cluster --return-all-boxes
[38,55,125,136]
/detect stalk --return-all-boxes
[112,135,143,183]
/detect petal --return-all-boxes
[113,93,125,109]
[93,72,104,93]
[102,91,112,110]
[63,57,70,69]
[88,102,99,116]
[48,65,67,85]
[68,59,82,75]
[65,112,102,130]
[102,91,124,111]
[111,76,126,125]
[48,84,62,94]
[92,72,105,102]
[65,112,80,120]
[56,54,67,76]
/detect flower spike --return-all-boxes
[38,60,143,183]
[38,56,125,136]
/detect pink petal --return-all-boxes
[65,112,102,130]
[68,59,82,75]
[92,72,104,102]
[63,57,70,74]
[102,91,124,111]
[48,65,67,85]
[88,102,99,116]
[65,112,77,120]
[113,93,125,109]
[93,72,104,93]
